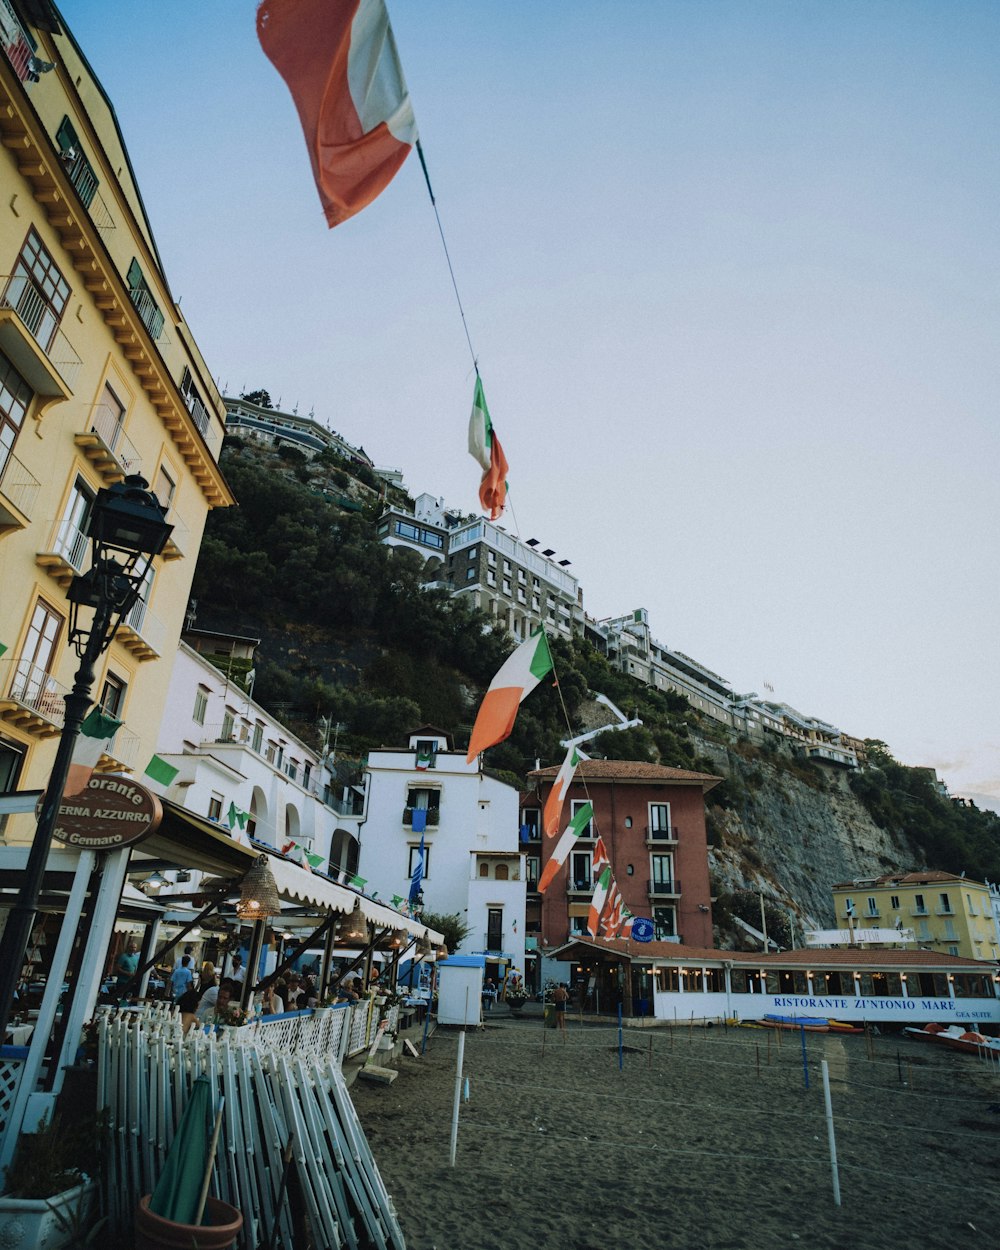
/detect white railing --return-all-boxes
[0,273,82,387]
[41,513,89,571]
[0,656,67,725]
[102,725,139,770]
[119,596,165,655]
[0,450,39,518]
[0,0,34,84]
[87,401,142,475]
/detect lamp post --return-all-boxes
[0,475,171,1039]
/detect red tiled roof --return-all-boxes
[549,936,997,970]
[529,759,722,790]
[832,869,974,889]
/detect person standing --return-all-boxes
[170,955,194,1002]
[230,954,246,986]
[553,982,569,1036]
[115,939,139,995]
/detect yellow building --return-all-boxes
[832,871,1000,962]
[0,3,232,840]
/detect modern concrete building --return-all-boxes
[523,759,721,990]
[0,2,233,844]
[376,493,583,642]
[361,726,525,982]
[832,871,1000,961]
[223,392,373,468]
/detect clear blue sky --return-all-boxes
[62,2,1000,808]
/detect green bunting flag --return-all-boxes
[144,755,179,786]
[349,874,367,889]
[391,894,405,908]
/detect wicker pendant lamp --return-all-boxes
[236,855,281,920]
[338,900,370,945]
[415,929,433,957]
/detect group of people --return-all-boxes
[163,945,378,1033]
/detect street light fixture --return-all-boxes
[0,475,171,1039]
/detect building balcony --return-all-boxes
[645,825,679,845]
[648,878,681,897]
[482,933,504,952]
[161,508,190,561]
[115,597,165,662]
[911,906,929,917]
[74,401,143,483]
[0,451,39,531]
[35,515,89,588]
[96,725,140,774]
[935,905,955,916]
[0,274,81,391]
[567,878,594,896]
[0,657,66,737]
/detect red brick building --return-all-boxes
[522,760,721,975]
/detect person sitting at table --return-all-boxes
[259,983,284,1015]
[177,986,201,1034]
[196,976,237,1023]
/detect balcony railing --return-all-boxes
[648,878,681,896]
[567,878,594,895]
[482,933,504,951]
[911,906,929,917]
[116,596,165,659]
[936,903,954,916]
[100,725,140,772]
[0,451,39,521]
[79,401,143,478]
[645,825,679,842]
[0,657,67,731]
[402,806,439,829]
[0,274,82,387]
[127,284,168,343]
[0,0,35,84]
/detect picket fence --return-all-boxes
[97,1000,406,1250]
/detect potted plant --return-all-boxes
[0,1111,99,1250]
[506,988,528,1017]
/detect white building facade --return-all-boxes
[361,728,525,977]
[152,641,365,876]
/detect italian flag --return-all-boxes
[466,629,553,762]
[588,865,613,937]
[543,746,586,837]
[601,881,623,936]
[467,376,509,520]
[257,0,417,228]
[65,708,122,797]
[537,802,593,893]
[591,835,610,883]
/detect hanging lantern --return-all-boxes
[436,944,449,960]
[416,930,433,958]
[236,855,281,920]
[338,901,370,946]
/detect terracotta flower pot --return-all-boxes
[135,1194,243,1250]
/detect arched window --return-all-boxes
[495,863,509,881]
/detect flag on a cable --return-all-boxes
[466,629,553,762]
[257,0,417,227]
[467,375,508,521]
[543,745,586,837]
[537,802,593,893]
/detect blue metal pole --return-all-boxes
[618,1004,623,1071]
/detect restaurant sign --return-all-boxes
[43,775,163,850]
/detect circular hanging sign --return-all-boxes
[630,917,655,943]
[43,774,163,850]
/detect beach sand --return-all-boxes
[351,1011,1000,1250]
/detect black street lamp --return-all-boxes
[0,475,171,1039]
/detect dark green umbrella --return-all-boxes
[149,1075,216,1225]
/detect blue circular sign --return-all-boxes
[630,917,654,942]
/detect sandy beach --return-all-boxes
[351,1009,1000,1250]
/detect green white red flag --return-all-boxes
[467,376,508,520]
[588,864,613,936]
[257,0,417,228]
[537,802,593,893]
[466,629,553,762]
[65,708,122,797]
[543,745,586,837]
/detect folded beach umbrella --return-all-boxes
[148,1074,214,1225]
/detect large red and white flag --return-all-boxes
[257,0,417,227]
[466,630,553,762]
